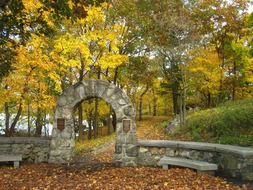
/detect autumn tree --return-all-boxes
[191,0,250,102]
[0,35,57,136]
[187,46,221,107]
[50,2,128,138]
[0,0,73,136]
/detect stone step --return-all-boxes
[158,156,218,173]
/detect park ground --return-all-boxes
[0,117,252,190]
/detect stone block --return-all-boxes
[241,164,253,180]
[189,150,203,160]
[123,106,135,117]
[120,156,137,167]
[115,144,122,154]
[60,131,72,139]
[126,145,138,157]
[154,156,161,161]
[114,153,122,160]
[139,147,148,153]
[178,149,190,158]
[118,99,127,106]
[97,86,107,97]
[222,155,238,170]
[74,85,86,100]
[125,133,137,145]
[137,152,157,166]
[166,148,176,157]
[203,152,215,162]
[116,133,125,144]
[115,111,125,122]
[58,96,67,107]
[103,86,116,97]
[160,148,166,155]
[150,147,160,155]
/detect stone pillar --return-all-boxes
[114,119,138,166]
[49,100,75,163]
[48,117,75,163]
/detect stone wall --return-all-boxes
[137,140,253,181]
[0,137,50,163]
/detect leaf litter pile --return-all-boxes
[0,163,244,190]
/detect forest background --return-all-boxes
[0,0,253,144]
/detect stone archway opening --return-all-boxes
[49,79,138,166]
[73,97,117,140]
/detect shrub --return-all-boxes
[183,99,253,146]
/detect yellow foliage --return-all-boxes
[0,2,128,114]
[22,0,43,12]
[50,2,128,81]
[245,59,253,83]
[0,35,58,111]
[187,47,221,95]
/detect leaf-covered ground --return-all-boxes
[0,116,252,189]
[137,116,170,140]
[0,163,244,190]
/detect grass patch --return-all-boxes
[175,99,253,146]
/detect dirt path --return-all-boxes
[136,116,170,140]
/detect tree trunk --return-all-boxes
[4,102,10,136]
[179,68,187,127]
[207,92,211,108]
[43,115,48,137]
[27,102,31,136]
[93,67,101,138]
[152,91,157,116]
[138,100,143,121]
[35,108,43,137]
[182,85,187,126]
[138,86,149,121]
[172,85,179,115]
[87,100,93,140]
[107,107,112,135]
[94,98,99,138]
[8,103,22,136]
[88,118,92,139]
[112,111,116,132]
[232,61,236,101]
[179,92,183,126]
[218,39,225,103]
[113,67,118,85]
[78,104,83,140]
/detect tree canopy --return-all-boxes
[0,0,253,136]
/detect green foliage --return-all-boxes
[183,99,253,146]
[218,135,253,147]
[155,120,169,130]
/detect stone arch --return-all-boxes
[49,79,137,166]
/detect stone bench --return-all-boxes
[158,156,218,175]
[0,154,22,168]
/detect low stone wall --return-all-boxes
[137,140,253,181]
[0,137,51,163]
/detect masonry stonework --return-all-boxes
[137,140,253,181]
[49,79,138,166]
[0,137,50,163]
